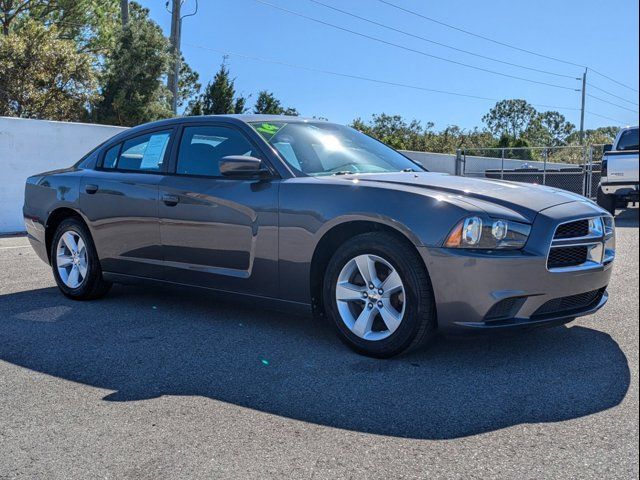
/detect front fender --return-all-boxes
[277,179,473,303]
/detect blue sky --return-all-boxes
[140,0,639,130]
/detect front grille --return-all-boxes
[547,246,589,269]
[485,297,522,321]
[554,219,589,239]
[532,288,605,319]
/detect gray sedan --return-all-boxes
[23,115,615,357]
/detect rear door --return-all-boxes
[80,128,175,277]
[157,123,279,297]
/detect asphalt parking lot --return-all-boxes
[1,209,638,479]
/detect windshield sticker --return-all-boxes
[255,122,284,139]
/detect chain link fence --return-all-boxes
[456,145,605,199]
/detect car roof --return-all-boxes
[105,114,330,145]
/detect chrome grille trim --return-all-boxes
[547,216,615,272]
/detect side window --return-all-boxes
[103,144,121,169]
[75,148,100,168]
[177,126,256,177]
[617,129,639,151]
[117,131,172,172]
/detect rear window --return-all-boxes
[75,148,100,168]
[101,130,172,171]
[616,128,639,151]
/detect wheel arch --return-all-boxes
[309,220,429,315]
[45,207,90,263]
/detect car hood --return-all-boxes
[342,172,586,222]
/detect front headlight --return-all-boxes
[444,216,531,250]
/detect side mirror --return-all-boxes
[603,144,613,153]
[219,155,269,177]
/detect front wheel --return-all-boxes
[50,218,112,300]
[323,232,437,358]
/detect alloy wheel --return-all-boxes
[335,254,406,341]
[56,231,88,289]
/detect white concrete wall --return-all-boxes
[0,117,127,233]
[401,151,458,174]
[401,150,574,175]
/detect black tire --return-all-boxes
[322,231,437,358]
[50,217,112,300]
[597,188,617,216]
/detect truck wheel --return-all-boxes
[322,231,437,358]
[597,188,617,215]
[51,218,112,300]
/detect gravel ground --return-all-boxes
[0,209,638,479]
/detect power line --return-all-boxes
[184,42,584,112]
[586,111,629,125]
[377,0,638,96]
[586,82,639,106]
[376,0,585,68]
[306,0,578,80]
[251,0,579,91]
[185,42,632,125]
[586,94,639,114]
[590,68,639,94]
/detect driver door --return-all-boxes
[158,123,279,297]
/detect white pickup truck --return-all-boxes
[597,126,639,214]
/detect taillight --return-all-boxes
[601,159,608,177]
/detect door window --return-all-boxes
[176,126,256,177]
[102,144,121,169]
[115,131,172,172]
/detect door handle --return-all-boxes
[162,194,179,206]
[85,184,98,194]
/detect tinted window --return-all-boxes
[617,128,639,151]
[103,144,121,169]
[116,131,172,171]
[76,148,100,168]
[177,126,256,177]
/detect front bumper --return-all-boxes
[421,201,614,333]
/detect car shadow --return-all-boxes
[614,207,639,228]
[0,285,630,440]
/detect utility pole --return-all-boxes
[120,0,129,26]
[167,0,198,114]
[579,68,587,145]
[168,0,182,114]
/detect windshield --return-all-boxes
[616,128,639,151]
[250,121,424,176]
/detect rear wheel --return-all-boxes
[322,232,437,357]
[50,218,111,300]
[597,188,617,215]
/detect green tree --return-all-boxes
[350,113,426,150]
[188,62,248,115]
[253,90,298,116]
[568,126,619,145]
[525,111,575,146]
[201,63,234,114]
[494,133,533,160]
[177,55,200,109]
[94,4,173,126]
[0,20,99,120]
[482,99,537,138]
[0,0,120,55]
[423,125,494,153]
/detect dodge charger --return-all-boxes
[23,115,615,357]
